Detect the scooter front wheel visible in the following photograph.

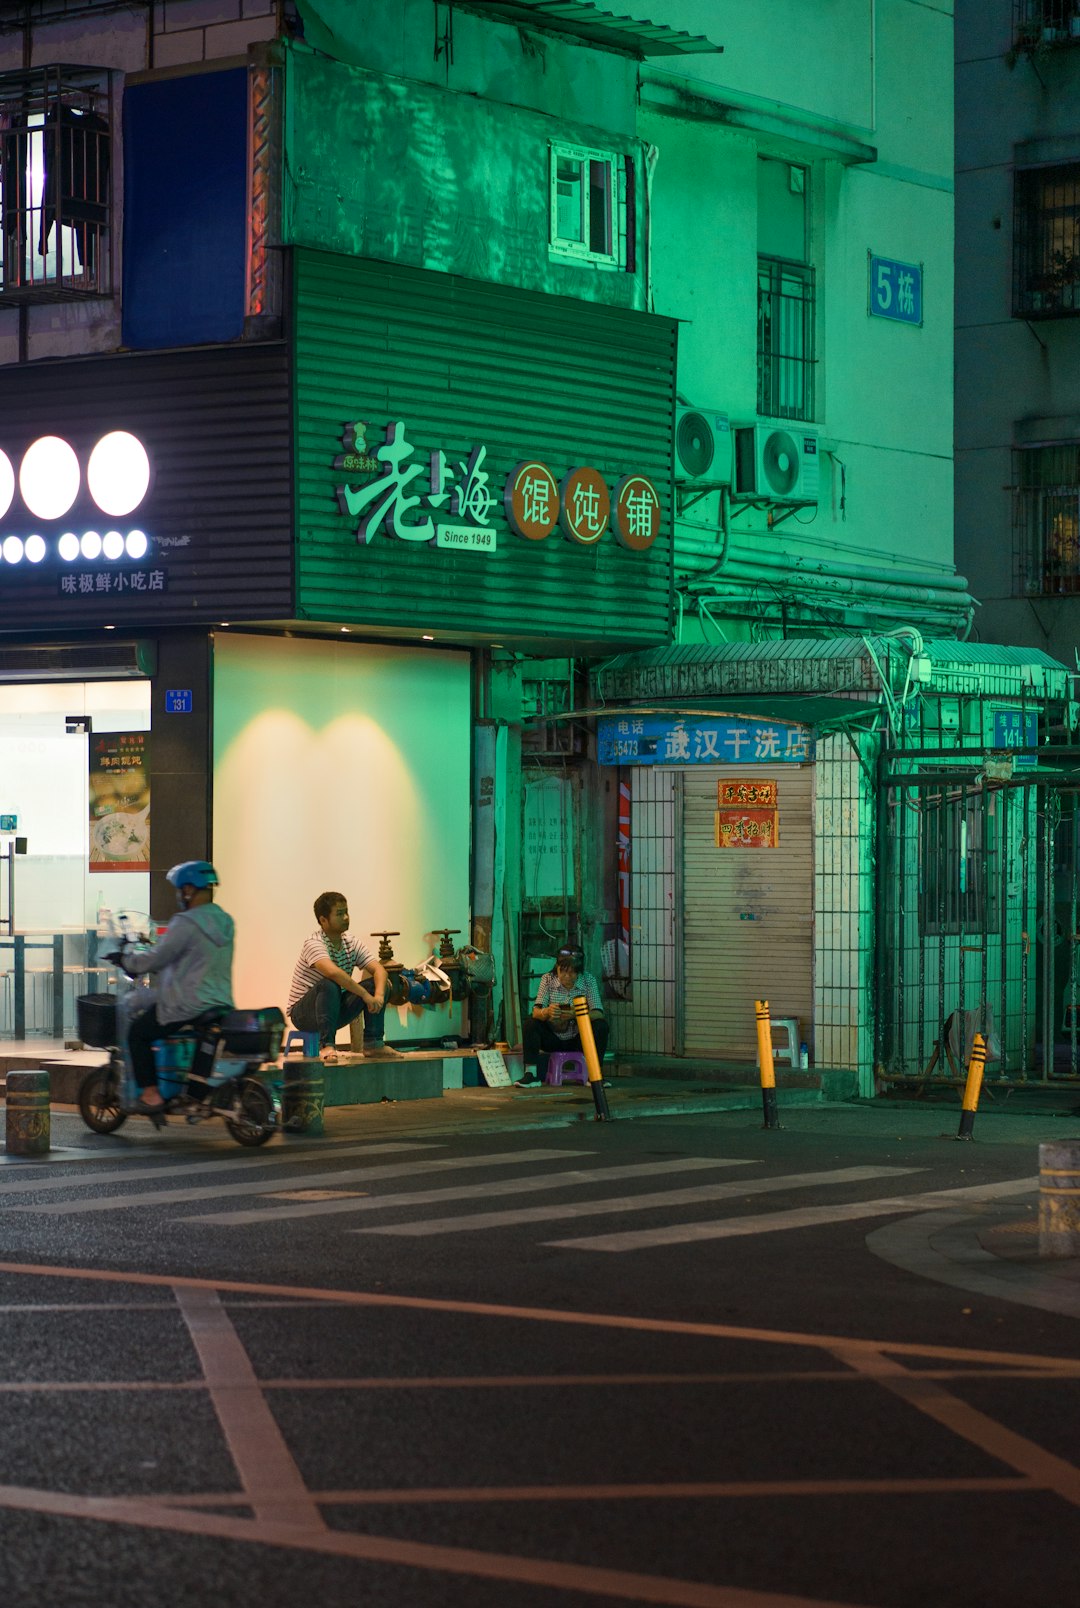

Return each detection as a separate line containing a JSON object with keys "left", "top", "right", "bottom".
{"left": 224, "top": 1078, "right": 276, "bottom": 1147}
{"left": 78, "top": 1061, "right": 128, "bottom": 1134}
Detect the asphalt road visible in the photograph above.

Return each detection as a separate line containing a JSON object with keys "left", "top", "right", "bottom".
{"left": 0, "top": 1099, "right": 1077, "bottom": 1608}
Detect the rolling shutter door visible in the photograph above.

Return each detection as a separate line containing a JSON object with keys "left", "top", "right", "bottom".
{"left": 682, "top": 765, "right": 814, "bottom": 1058}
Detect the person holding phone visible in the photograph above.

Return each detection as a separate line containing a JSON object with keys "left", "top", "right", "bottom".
{"left": 518, "top": 944, "right": 608, "bottom": 1086}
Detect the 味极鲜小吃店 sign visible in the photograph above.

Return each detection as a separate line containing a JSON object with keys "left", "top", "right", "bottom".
{"left": 597, "top": 716, "right": 810, "bottom": 766}
{"left": 334, "top": 421, "right": 661, "bottom": 554}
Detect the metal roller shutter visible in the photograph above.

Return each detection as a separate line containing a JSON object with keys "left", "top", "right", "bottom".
{"left": 682, "top": 765, "right": 814, "bottom": 1058}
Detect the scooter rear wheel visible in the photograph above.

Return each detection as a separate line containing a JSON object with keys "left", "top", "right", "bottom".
{"left": 224, "top": 1078, "right": 276, "bottom": 1147}
{"left": 78, "top": 1061, "right": 128, "bottom": 1134}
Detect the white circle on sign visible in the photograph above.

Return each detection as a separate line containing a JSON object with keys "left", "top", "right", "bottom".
{"left": 2, "top": 535, "right": 23, "bottom": 564}
{"left": 0, "top": 450, "right": 14, "bottom": 519}
{"left": 87, "top": 431, "right": 151, "bottom": 517}
{"left": 25, "top": 534, "right": 46, "bottom": 563}
{"left": 58, "top": 532, "right": 80, "bottom": 561}
{"left": 126, "top": 529, "right": 148, "bottom": 559}
{"left": 20, "top": 436, "right": 80, "bottom": 520}
{"left": 80, "top": 531, "right": 102, "bottom": 560}
{"left": 102, "top": 530, "right": 124, "bottom": 560}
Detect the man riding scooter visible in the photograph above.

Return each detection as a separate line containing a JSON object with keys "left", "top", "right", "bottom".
{"left": 113, "top": 860, "right": 235, "bottom": 1127}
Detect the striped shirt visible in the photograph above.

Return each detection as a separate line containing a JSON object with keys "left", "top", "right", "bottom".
{"left": 533, "top": 969, "right": 602, "bottom": 1040}
{"left": 288, "top": 931, "right": 374, "bottom": 1013}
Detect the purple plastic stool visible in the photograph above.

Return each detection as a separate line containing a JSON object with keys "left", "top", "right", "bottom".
{"left": 544, "top": 1050, "right": 589, "bottom": 1086}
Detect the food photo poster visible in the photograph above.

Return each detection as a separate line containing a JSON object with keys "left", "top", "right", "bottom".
{"left": 88, "top": 732, "right": 150, "bottom": 873}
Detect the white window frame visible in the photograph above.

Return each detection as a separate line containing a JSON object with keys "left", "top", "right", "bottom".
{"left": 549, "top": 141, "right": 627, "bottom": 270}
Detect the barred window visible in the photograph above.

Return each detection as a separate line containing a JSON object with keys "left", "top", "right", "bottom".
{"left": 757, "top": 256, "right": 815, "bottom": 422}
{"left": 1012, "top": 1, "right": 1080, "bottom": 50}
{"left": 0, "top": 65, "right": 111, "bottom": 304}
{"left": 1013, "top": 444, "right": 1080, "bottom": 595}
{"left": 1013, "top": 162, "right": 1080, "bottom": 320}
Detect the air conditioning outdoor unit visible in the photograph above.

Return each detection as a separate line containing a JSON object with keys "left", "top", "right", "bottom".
{"left": 733, "top": 424, "right": 820, "bottom": 505}
{"left": 674, "top": 406, "right": 732, "bottom": 487}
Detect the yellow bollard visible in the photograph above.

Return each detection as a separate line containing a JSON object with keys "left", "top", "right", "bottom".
{"left": 573, "top": 995, "right": 611, "bottom": 1121}
{"left": 955, "top": 1033, "right": 986, "bottom": 1142}
{"left": 754, "top": 1000, "right": 781, "bottom": 1130}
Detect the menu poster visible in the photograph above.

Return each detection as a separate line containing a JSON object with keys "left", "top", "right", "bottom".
{"left": 89, "top": 732, "right": 150, "bottom": 873}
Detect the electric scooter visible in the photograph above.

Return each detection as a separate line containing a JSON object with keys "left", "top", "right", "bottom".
{"left": 75, "top": 913, "right": 284, "bottom": 1147}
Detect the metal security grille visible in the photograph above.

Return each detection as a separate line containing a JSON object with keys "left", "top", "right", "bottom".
{"left": 1012, "top": 444, "right": 1080, "bottom": 594}
{"left": 0, "top": 65, "right": 111, "bottom": 303}
{"left": 604, "top": 766, "right": 677, "bottom": 1056}
{"left": 1013, "top": 162, "right": 1080, "bottom": 320}
{"left": 1012, "top": 1, "right": 1080, "bottom": 48}
{"left": 757, "top": 256, "right": 815, "bottom": 422}
{"left": 682, "top": 765, "right": 813, "bottom": 1059}
{"left": 876, "top": 702, "right": 1080, "bottom": 1087}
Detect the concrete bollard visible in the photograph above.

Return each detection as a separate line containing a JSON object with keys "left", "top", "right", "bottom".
{"left": 281, "top": 1058, "right": 325, "bottom": 1136}
{"left": 5, "top": 1069, "right": 51, "bottom": 1157}
{"left": 1038, "top": 1139, "right": 1080, "bottom": 1258}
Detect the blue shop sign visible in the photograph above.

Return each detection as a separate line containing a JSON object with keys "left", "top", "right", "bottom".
{"left": 598, "top": 715, "right": 810, "bottom": 766}
{"left": 869, "top": 254, "right": 923, "bottom": 326}
{"left": 992, "top": 709, "right": 1037, "bottom": 767}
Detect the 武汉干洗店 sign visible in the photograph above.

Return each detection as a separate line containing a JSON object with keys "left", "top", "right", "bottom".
{"left": 597, "top": 716, "right": 809, "bottom": 766}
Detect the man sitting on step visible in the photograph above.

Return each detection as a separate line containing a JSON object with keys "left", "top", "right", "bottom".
{"left": 287, "top": 891, "right": 401, "bottom": 1064}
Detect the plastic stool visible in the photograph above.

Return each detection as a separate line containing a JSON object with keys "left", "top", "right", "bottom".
{"left": 768, "top": 1018, "right": 800, "bottom": 1067}
{"left": 283, "top": 1029, "right": 320, "bottom": 1058}
{"left": 545, "top": 1050, "right": 589, "bottom": 1086}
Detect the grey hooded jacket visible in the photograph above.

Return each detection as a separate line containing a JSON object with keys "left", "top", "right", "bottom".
{"left": 125, "top": 903, "right": 235, "bottom": 1023}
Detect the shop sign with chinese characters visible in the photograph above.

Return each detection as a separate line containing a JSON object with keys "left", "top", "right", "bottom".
{"left": 59, "top": 569, "right": 167, "bottom": 599}
{"left": 334, "top": 421, "right": 660, "bottom": 554}
{"left": 597, "top": 716, "right": 810, "bottom": 766}
{"left": 715, "top": 778, "right": 779, "bottom": 850}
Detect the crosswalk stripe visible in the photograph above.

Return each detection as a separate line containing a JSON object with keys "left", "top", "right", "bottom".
{"left": 0, "top": 1142, "right": 436, "bottom": 1199}
{"left": 15, "top": 1149, "right": 591, "bottom": 1217}
{"left": 350, "top": 1166, "right": 922, "bottom": 1239}
{"left": 185, "top": 1157, "right": 754, "bottom": 1227}
{"left": 547, "top": 1177, "right": 1037, "bottom": 1252}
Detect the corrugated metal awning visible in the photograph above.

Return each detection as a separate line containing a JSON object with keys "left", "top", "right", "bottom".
{"left": 462, "top": 1, "right": 723, "bottom": 57}
{"left": 531, "top": 695, "right": 884, "bottom": 731}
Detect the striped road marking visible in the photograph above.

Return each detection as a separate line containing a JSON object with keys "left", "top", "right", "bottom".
{"left": 185, "top": 1157, "right": 754, "bottom": 1227}
{"left": 12, "top": 1149, "right": 591, "bottom": 1217}
{"left": 0, "top": 1141, "right": 437, "bottom": 1198}
{"left": 547, "top": 1177, "right": 1037, "bottom": 1252}
{"left": 351, "top": 1166, "right": 923, "bottom": 1238}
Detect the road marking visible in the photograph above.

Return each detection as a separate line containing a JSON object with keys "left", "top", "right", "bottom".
{"left": 13, "top": 1148, "right": 590, "bottom": 1216}
{"left": 548, "top": 1177, "right": 1037, "bottom": 1252}
{"left": 174, "top": 1286, "right": 325, "bottom": 1531}
{"left": 0, "top": 1479, "right": 881, "bottom": 1607}
{"left": 0, "top": 1140, "right": 436, "bottom": 1197}
{"left": 830, "top": 1344, "right": 1080, "bottom": 1511}
{"left": 1, "top": 1257, "right": 1074, "bottom": 1372}
{"left": 187, "top": 1156, "right": 753, "bottom": 1227}
{"left": 353, "top": 1166, "right": 922, "bottom": 1238}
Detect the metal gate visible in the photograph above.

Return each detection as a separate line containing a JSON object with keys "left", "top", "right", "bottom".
{"left": 875, "top": 742, "right": 1080, "bottom": 1085}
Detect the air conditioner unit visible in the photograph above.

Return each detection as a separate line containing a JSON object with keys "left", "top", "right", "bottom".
{"left": 674, "top": 406, "right": 732, "bottom": 487}
{"left": 733, "top": 424, "right": 820, "bottom": 504}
